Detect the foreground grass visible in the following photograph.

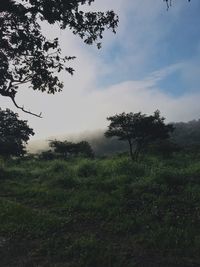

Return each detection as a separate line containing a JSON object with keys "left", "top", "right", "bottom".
{"left": 0, "top": 153, "right": 200, "bottom": 266}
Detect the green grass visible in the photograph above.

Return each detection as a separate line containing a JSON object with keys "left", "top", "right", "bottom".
{"left": 0, "top": 153, "right": 200, "bottom": 266}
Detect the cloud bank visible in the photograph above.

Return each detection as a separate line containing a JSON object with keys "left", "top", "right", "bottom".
{"left": 0, "top": 0, "right": 199, "bottom": 140}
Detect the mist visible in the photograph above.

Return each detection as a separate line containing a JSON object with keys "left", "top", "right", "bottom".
{"left": 27, "top": 129, "right": 128, "bottom": 156}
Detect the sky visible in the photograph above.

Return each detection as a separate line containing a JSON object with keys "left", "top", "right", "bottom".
{"left": 1, "top": 0, "right": 200, "bottom": 140}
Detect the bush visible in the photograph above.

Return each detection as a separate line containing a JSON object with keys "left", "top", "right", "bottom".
{"left": 149, "top": 140, "right": 181, "bottom": 158}
{"left": 78, "top": 161, "right": 98, "bottom": 178}
{"left": 115, "top": 157, "right": 147, "bottom": 177}
{"left": 49, "top": 160, "right": 69, "bottom": 173}
{"left": 39, "top": 150, "right": 55, "bottom": 160}
{"left": 155, "top": 168, "right": 189, "bottom": 187}
{"left": 50, "top": 176, "right": 78, "bottom": 189}
{"left": 0, "top": 166, "right": 6, "bottom": 180}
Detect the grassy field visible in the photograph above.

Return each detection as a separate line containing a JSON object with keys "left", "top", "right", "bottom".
{"left": 1, "top": 153, "right": 200, "bottom": 266}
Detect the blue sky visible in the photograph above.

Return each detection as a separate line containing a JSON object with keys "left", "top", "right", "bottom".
{"left": 98, "top": 0, "right": 200, "bottom": 93}
{"left": 0, "top": 0, "right": 200, "bottom": 140}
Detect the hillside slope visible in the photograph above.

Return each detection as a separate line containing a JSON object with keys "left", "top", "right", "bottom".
{"left": 1, "top": 153, "right": 200, "bottom": 266}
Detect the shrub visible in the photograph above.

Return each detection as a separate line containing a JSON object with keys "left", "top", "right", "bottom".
{"left": 50, "top": 176, "right": 78, "bottom": 189}
{"left": 0, "top": 166, "right": 6, "bottom": 180}
{"left": 155, "top": 168, "right": 189, "bottom": 187}
{"left": 78, "top": 160, "right": 98, "bottom": 178}
{"left": 39, "top": 150, "right": 55, "bottom": 160}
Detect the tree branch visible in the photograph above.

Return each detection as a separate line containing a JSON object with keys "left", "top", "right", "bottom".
{"left": 11, "top": 96, "right": 42, "bottom": 118}
{"left": 165, "top": 0, "right": 191, "bottom": 10}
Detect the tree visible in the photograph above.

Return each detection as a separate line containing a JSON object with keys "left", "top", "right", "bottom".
{"left": 0, "top": 108, "right": 34, "bottom": 157}
{"left": 0, "top": 0, "right": 118, "bottom": 117}
{"left": 49, "top": 139, "right": 94, "bottom": 159}
{"left": 0, "top": 1, "right": 191, "bottom": 117}
{"left": 149, "top": 139, "right": 181, "bottom": 158}
{"left": 39, "top": 150, "right": 55, "bottom": 160}
{"left": 75, "top": 141, "right": 94, "bottom": 158}
{"left": 49, "top": 140, "right": 75, "bottom": 158}
{"left": 105, "top": 110, "right": 174, "bottom": 161}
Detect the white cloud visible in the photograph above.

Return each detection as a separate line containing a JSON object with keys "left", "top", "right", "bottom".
{"left": 5, "top": 62, "right": 199, "bottom": 140}
{"left": 0, "top": 0, "right": 199, "bottom": 141}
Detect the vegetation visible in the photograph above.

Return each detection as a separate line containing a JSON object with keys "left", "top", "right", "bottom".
{"left": 0, "top": 151, "right": 200, "bottom": 266}
{"left": 49, "top": 119, "right": 200, "bottom": 157}
{"left": 48, "top": 139, "right": 94, "bottom": 159}
{"left": 0, "top": 108, "right": 34, "bottom": 158}
{"left": 0, "top": 0, "right": 118, "bottom": 116}
{"left": 172, "top": 119, "right": 200, "bottom": 150}
{"left": 0, "top": 0, "right": 192, "bottom": 116}
{"left": 0, "top": 1, "right": 195, "bottom": 265}
{"left": 105, "top": 110, "right": 174, "bottom": 161}
{"left": 0, "top": 110, "right": 199, "bottom": 266}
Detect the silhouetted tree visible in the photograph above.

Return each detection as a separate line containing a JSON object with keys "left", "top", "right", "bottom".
{"left": 0, "top": 0, "right": 118, "bottom": 116}
{"left": 0, "top": 108, "right": 34, "bottom": 157}
{"left": 39, "top": 150, "right": 55, "bottom": 160}
{"left": 75, "top": 141, "right": 94, "bottom": 158}
{"left": 49, "top": 139, "right": 94, "bottom": 159}
{"left": 105, "top": 110, "right": 174, "bottom": 161}
{"left": 49, "top": 140, "right": 73, "bottom": 158}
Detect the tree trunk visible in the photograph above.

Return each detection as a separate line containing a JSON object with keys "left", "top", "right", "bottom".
{"left": 128, "top": 140, "right": 134, "bottom": 161}
{"left": 133, "top": 142, "right": 143, "bottom": 161}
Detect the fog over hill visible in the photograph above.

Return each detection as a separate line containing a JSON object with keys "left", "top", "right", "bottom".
{"left": 27, "top": 129, "right": 128, "bottom": 156}
{"left": 27, "top": 119, "right": 200, "bottom": 156}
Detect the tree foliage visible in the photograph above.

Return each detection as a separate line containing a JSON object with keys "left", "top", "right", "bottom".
{"left": 0, "top": 0, "right": 118, "bottom": 116}
{"left": 171, "top": 119, "right": 200, "bottom": 151}
{"left": 0, "top": 0, "right": 191, "bottom": 116}
{"left": 39, "top": 150, "right": 55, "bottom": 160}
{"left": 105, "top": 110, "right": 174, "bottom": 160}
{"left": 49, "top": 139, "right": 94, "bottom": 159}
{"left": 0, "top": 108, "right": 34, "bottom": 157}
{"left": 149, "top": 139, "right": 181, "bottom": 158}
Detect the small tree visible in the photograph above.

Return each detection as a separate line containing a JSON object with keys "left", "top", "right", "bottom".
{"left": 49, "top": 140, "right": 74, "bottom": 158}
{"left": 105, "top": 110, "right": 174, "bottom": 161}
{"left": 39, "top": 150, "right": 55, "bottom": 160}
{"left": 0, "top": 108, "right": 34, "bottom": 157}
{"left": 75, "top": 141, "right": 94, "bottom": 158}
{"left": 49, "top": 140, "right": 94, "bottom": 159}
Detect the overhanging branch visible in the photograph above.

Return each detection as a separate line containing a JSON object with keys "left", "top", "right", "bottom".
{"left": 11, "top": 96, "right": 42, "bottom": 118}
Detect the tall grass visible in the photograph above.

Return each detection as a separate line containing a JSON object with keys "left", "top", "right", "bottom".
{"left": 0, "top": 152, "right": 200, "bottom": 266}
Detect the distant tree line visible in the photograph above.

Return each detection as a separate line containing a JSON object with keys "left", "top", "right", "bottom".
{"left": 39, "top": 140, "right": 94, "bottom": 160}
{"left": 171, "top": 120, "right": 200, "bottom": 150}
{"left": 1, "top": 107, "right": 200, "bottom": 161}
